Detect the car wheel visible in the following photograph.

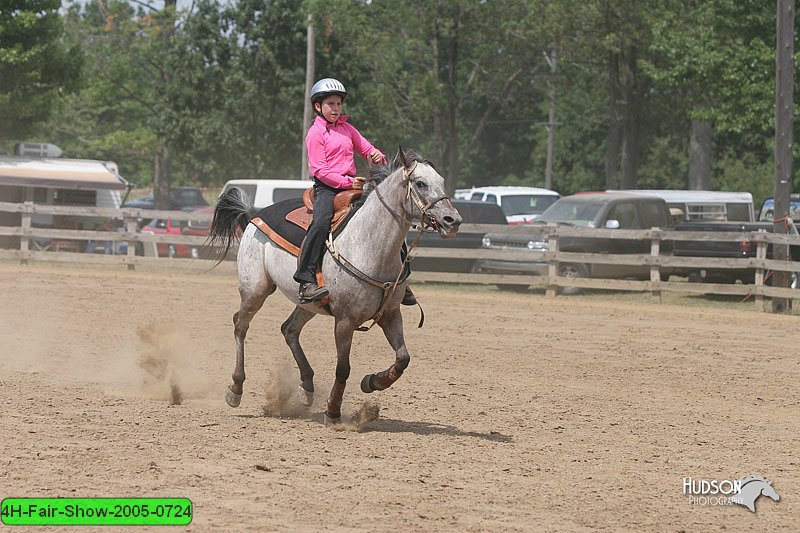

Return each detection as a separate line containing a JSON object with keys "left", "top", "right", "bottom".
{"left": 558, "top": 263, "right": 589, "bottom": 295}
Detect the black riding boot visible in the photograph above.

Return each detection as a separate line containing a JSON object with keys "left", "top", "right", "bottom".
{"left": 299, "top": 282, "right": 329, "bottom": 303}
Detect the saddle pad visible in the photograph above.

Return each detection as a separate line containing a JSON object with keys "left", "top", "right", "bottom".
{"left": 252, "top": 198, "right": 307, "bottom": 254}
{"left": 251, "top": 197, "right": 361, "bottom": 257}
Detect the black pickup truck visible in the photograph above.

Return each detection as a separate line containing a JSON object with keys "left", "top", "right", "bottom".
{"left": 672, "top": 221, "right": 800, "bottom": 283}
{"left": 475, "top": 193, "right": 675, "bottom": 292}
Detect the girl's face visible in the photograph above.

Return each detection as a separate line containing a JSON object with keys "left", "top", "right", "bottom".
{"left": 316, "top": 95, "right": 343, "bottom": 122}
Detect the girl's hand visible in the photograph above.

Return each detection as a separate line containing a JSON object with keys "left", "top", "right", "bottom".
{"left": 370, "top": 150, "right": 386, "bottom": 165}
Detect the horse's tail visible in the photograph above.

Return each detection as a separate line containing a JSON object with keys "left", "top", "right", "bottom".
{"left": 207, "top": 187, "right": 256, "bottom": 266}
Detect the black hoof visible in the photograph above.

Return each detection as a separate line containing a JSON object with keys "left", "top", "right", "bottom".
{"left": 360, "top": 374, "right": 374, "bottom": 393}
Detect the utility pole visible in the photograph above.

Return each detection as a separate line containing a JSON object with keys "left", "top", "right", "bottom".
{"left": 300, "top": 14, "right": 315, "bottom": 181}
{"left": 772, "top": 0, "right": 794, "bottom": 313}
{"left": 544, "top": 47, "right": 558, "bottom": 191}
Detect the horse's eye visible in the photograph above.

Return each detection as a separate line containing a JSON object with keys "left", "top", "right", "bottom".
{"left": 416, "top": 181, "right": 427, "bottom": 189}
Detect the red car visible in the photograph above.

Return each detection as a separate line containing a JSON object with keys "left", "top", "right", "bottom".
{"left": 141, "top": 217, "right": 191, "bottom": 258}
{"left": 181, "top": 207, "right": 215, "bottom": 259}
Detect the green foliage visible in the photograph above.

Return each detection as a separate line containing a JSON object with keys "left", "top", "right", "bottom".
{"left": 0, "top": 0, "right": 82, "bottom": 141}
{"left": 11, "top": 0, "right": 800, "bottom": 201}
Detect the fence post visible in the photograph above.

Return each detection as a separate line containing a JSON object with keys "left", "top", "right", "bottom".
{"left": 546, "top": 225, "right": 559, "bottom": 298}
{"left": 125, "top": 216, "right": 137, "bottom": 271}
{"left": 649, "top": 228, "right": 661, "bottom": 301}
{"left": 754, "top": 229, "right": 767, "bottom": 310}
{"left": 20, "top": 201, "right": 32, "bottom": 265}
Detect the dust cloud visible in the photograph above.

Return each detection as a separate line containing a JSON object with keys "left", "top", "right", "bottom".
{"left": 136, "top": 322, "right": 207, "bottom": 405}
{"left": 260, "top": 363, "right": 380, "bottom": 431}
{"left": 261, "top": 362, "right": 310, "bottom": 418}
{"left": 329, "top": 400, "right": 381, "bottom": 432}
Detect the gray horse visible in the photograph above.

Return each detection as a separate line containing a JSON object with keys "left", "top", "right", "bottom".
{"left": 208, "top": 149, "right": 462, "bottom": 424}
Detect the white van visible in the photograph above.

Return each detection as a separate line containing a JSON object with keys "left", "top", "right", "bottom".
{"left": 219, "top": 179, "right": 311, "bottom": 209}
{"left": 459, "top": 186, "right": 561, "bottom": 224}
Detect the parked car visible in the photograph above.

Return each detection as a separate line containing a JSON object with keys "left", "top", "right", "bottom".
{"left": 757, "top": 194, "right": 800, "bottom": 222}
{"left": 123, "top": 186, "right": 209, "bottom": 211}
{"left": 85, "top": 218, "right": 128, "bottom": 255}
{"left": 182, "top": 206, "right": 216, "bottom": 259}
{"left": 455, "top": 186, "right": 560, "bottom": 225}
{"left": 475, "top": 193, "right": 675, "bottom": 292}
{"left": 407, "top": 199, "right": 508, "bottom": 273}
{"left": 219, "top": 179, "right": 310, "bottom": 209}
{"left": 141, "top": 217, "right": 191, "bottom": 258}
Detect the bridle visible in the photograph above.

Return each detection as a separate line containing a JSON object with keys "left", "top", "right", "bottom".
{"left": 324, "top": 160, "right": 450, "bottom": 331}
{"left": 374, "top": 160, "right": 451, "bottom": 233}
{"left": 402, "top": 160, "right": 451, "bottom": 233}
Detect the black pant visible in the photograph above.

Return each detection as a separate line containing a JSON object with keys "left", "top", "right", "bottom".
{"left": 294, "top": 180, "right": 339, "bottom": 284}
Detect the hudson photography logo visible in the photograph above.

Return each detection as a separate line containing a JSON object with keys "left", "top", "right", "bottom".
{"left": 683, "top": 475, "right": 780, "bottom": 512}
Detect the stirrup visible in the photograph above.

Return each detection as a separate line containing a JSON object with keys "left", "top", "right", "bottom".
{"left": 299, "top": 282, "right": 329, "bottom": 303}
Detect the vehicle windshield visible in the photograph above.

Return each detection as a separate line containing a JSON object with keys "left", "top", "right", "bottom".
{"left": 537, "top": 200, "right": 604, "bottom": 227}
{"left": 759, "top": 198, "right": 800, "bottom": 221}
{"left": 499, "top": 194, "right": 559, "bottom": 216}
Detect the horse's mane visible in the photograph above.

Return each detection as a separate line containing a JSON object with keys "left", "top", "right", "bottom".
{"left": 356, "top": 149, "right": 434, "bottom": 206}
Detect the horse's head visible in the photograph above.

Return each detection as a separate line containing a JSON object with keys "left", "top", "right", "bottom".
{"left": 393, "top": 148, "right": 462, "bottom": 238}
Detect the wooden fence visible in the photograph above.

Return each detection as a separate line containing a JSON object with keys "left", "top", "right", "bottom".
{"left": 1, "top": 201, "right": 799, "bottom": 309}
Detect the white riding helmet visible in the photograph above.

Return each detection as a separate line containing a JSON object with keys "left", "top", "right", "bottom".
{"left": 310, "top": 78, "right": 347, "bottom": 104}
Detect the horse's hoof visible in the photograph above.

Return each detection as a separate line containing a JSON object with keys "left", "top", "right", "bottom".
{"left": 298, "top": 386, "right": 314, "bottom": 407}
{"left": 360, "top": 374, "right": 374, "bottom": 394}
{"left": 225, "top": 386, "right": 242, "bottom": 408}
{"left": 324, "top": 412, "right": 342, "bottom": 427}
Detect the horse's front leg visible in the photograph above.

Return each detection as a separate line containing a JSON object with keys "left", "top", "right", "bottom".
{"left": 361, "top": 308, "right": 409, "bottom": 393}
{"left": 325, "top": 319, "right": 356, "bottom": 424}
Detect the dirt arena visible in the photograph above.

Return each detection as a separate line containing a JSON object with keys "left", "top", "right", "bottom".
{"left": 0, "top": 262, "right": 798, "bottom": 531}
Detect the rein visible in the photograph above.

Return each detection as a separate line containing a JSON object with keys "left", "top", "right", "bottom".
{"left": 324, "top": 161, "right": 447, "bottom": 331}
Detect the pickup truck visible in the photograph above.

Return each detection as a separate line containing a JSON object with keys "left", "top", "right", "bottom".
{"left": 672, "top": 220, "right": 800, "bottom": 284}
{"left": 475, "top": 193, "right": 674, "bottom": 293}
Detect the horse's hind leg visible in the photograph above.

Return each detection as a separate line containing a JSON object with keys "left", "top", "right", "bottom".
{"left": 361, "top": 309, "right": 409, "bottom": 393}
{"left": 226, "top": 283, "right": 275, "bottom": 407}
{"left": 280, "top": 306, "right": 317, "bottom": 406}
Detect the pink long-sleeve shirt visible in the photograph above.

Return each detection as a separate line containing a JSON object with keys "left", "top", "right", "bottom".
{"left": 306, "top": 114, "right": 384, "bottom": 189}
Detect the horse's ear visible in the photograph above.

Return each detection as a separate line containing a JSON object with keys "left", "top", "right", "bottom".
{"left": 396, "top": 145, "right": 411, "bottom": 169}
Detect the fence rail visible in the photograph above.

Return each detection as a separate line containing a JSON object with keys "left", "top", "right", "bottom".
{"left": 2, "top": 201, "right": 799, "bottom": 308}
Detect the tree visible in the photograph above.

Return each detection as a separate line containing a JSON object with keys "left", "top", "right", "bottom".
{"left": 164, "top": 0, "right": 308, "bottom": 182}
{"left": 0, "top": 0, "right": 82, "bottom": 143}
{"left": 312, "top": 0, "right": 548, "bottom": 193}
{"left": 644, "top": 0, "right": 784, "bottom": 196}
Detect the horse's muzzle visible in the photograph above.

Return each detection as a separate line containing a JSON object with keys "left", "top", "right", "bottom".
{"left": 436, "top": 215, "right": 462, "bottom": 239}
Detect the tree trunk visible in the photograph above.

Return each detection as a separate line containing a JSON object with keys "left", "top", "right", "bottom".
{"left": 605, "top": 49, "right": 621, "bottom": 189}
{"left": 688, "top": 117, "right": 712, "bottom": 190}
{"left": 545, "top": 47, "right": 558, "bottom": 191}
{"left": 620, "top": 44, "right": 639, "bottom": 189}
{"left": 154, "top": 147, "right": 172, "bottom": 210}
